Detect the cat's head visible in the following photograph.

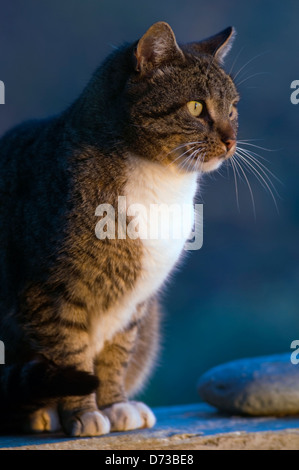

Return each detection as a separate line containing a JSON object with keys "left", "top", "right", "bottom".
{"left": 123, "top": 22, "right": 239, "bottom": 173}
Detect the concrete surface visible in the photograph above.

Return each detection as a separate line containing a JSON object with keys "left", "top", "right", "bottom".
{"left": 1, "top": 403, "right": 299, "bottom": 450}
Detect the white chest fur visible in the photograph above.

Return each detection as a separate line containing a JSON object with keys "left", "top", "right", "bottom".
{"left": 125, "top": 155, "right": 198, "bottom": 299}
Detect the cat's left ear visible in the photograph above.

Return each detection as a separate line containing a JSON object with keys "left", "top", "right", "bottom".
{"left": 134, "top": 22, "right": 184, "bottom": 74}
{"left": 189, "top": 27, "right": 236, "bottom": 64}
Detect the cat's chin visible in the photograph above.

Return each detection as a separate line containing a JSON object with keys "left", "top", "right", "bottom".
{"left": 201, "top": 157, "right": 224, "bottom": 173}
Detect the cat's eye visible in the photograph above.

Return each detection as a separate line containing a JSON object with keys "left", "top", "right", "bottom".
{"left": 229, "top": 103, "right": 238, "bottom": 120}
{"left": 187, "top": 101, "right": 203, "bottom": 117}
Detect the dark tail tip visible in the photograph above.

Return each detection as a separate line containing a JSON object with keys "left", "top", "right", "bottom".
{"left": 0, "top": 359, "right": 99, "bottom": 411}
{"left": 29, "top": 361, "right": 100, "bottom": 400}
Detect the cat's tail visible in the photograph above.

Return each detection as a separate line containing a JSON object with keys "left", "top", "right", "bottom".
{"left": 0, "top": 358, "right": 99, "bottom": 421}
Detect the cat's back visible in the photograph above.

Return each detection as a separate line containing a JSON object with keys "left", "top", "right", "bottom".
{"left": 0, "top": 116, "right": 69, "bottom": 235}
{"left": 0, "top": 116, "right": 73, "bottom": 294}
{"left": 0, "top": 118, "right": 55, "bottom": 187}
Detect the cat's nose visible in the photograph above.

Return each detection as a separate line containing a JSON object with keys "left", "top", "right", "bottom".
{"left": 222, "top": 138, "right": 236, "bottom": 152}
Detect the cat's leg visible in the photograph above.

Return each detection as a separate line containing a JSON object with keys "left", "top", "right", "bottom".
{"left": 56, "top": 347, "right": 110, "bottom": 437}
{"left": 95, "top": 298, "right": 160, "bottom": 432}
{"left": 95, "top": 324, "right": 156, "bottom": 432}
{"left": 23, "top": 288, "right": 110, "bottom": 437}
{"left": 125, "top": 296, "right": 160, "bottom": 396}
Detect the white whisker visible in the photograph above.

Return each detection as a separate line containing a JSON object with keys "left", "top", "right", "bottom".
{"left": 235, "top": 151, "right": 279, "bottom": 213}
{"left": 167, "top": 145, "right": 197, "bottom": 168}
{"left": 229, "top": 47, "right": 245, "bottom": 76}
{"left": 179, "top": 150, "right": 195, "bottom": 172}
{"left": 177, "top": 147, "right": 198, "bottom": 171}
{"left": 163, "top": 141, "right": 205, "bottom": 166}
{"left": 230, "top": 156, "right": 240, "bottom": 211}
{"left": 237, "top": 141, "right": 277, "bottom": 152}
{"left": 233, "top": 155, "right": 256, "bottom": 218}
{"left": 236, "top": 72, "right": 268, "bottom": 87}
{"left": 233, "top": 51, "right": 269, "bottom": 81}
{"left": 236, "top": 147, "right": 282, "bottom": 188}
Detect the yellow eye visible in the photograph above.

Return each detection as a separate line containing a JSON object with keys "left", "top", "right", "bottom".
{"left": 187, "top": 101, "right": 203, "bottom": 117}
{"left": 229, "top": 103, "right": 237, "bottom": 120}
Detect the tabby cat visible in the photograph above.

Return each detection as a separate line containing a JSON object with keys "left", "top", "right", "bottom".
{"left": 0, "top": 22, "right": 238, "bottom": 436}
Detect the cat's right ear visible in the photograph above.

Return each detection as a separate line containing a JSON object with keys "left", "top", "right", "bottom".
{"left": 134, "top": 22, "right": 184, "bottom": 74}
{"left": 188, "top": 27, "right": 236, "bottom": 64}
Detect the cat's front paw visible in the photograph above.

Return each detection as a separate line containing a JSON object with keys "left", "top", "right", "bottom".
{"left": 24, "top": 407, "right": 61, "bottom": 433}
{"left": 63, "top": 410, "right": 111, "bottom": 437}
{"left": 102, "top": 401, "right": 156, "bottom": 432}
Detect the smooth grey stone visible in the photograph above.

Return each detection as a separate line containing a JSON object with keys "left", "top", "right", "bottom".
{"left": 197, "top": 353, "right": 299, "bottom": 416}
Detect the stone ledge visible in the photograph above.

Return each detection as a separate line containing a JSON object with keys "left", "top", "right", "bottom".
{"left": 1, "top": 403, "right": 299, "bottom": 450}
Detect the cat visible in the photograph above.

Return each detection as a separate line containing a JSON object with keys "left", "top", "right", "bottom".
{"left": 0, "top": 22, "right": 238, "bottom": 436}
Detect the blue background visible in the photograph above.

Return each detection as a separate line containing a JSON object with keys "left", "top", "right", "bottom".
{"left": 0, "top": 0, "right": 298, "bottom": 406}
